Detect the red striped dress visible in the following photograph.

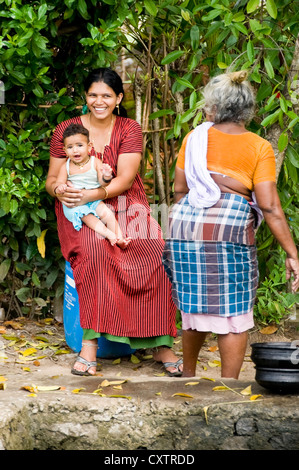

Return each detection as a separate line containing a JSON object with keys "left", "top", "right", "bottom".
{"left": 50, "top": 116, "right": 177, "bottom": 344}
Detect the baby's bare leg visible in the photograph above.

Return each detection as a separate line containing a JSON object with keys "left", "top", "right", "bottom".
{"left": 81, "top": 212, "right": 119, "bottom": 245}
{"left": 96, "top": 202, "right": 131, "bottom": 248}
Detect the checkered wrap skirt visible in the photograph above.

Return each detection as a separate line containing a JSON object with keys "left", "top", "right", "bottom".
{"left": 162, "top": 193, "right": 259, "bottom": 317}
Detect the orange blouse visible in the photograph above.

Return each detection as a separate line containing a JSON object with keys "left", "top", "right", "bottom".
{"left": 176, "top": 126, "right": 276, "bottom": 190}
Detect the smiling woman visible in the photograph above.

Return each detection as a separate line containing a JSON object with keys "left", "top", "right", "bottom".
{"left": 45, "top": 68, "right": 182, "bottom": 378}
{"left": 84, "top": 80, "right": 123, "bottom": 155}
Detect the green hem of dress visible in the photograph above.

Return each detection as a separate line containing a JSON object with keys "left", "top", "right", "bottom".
{"left": 82, "top": 328, "right": 174, "bottom": 349}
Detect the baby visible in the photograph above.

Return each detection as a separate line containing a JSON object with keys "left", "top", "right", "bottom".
{"left": 54, "top": 123, "right": 131, "bottom": 248}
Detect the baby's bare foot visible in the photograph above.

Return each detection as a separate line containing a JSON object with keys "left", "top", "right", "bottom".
{"left": 116, "top": 237, "right": 132, "bottom": 249}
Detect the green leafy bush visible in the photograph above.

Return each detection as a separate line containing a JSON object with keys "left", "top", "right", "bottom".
{"left": 0, "top": 0, "right": 298, "bottom": 325}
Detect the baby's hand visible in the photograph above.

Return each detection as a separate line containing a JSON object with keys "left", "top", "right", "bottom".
{"left": 55, "top": 183, "right": 68, "bottom": 195}
{"left": 102, "top": 163, "right": 113, "bottom": 181}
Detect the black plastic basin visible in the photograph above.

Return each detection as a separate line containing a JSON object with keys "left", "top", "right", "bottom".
{"left": 254, "top": 367, "right": 299, "bottom": 393}
{"left": 251, "top": 342, "right": 299, "bottom": 369}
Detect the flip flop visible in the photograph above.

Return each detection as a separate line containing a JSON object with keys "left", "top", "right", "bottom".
{"left": 71, "top": 355, "right": 97, "bottom": 376}
{"left": 162, "top": 358, "right": 183, "bottom": 377}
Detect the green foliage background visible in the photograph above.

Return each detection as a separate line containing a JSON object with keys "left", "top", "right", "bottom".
{"left": 0, "top": 0, "right": 298, "bottom": 323}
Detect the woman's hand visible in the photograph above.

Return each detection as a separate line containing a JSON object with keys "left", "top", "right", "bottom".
{"left": 286, "top": 257, "right": 299, "bottom": 292}
{"left": 56, "top": 181, "right": 83, "bottom": 207}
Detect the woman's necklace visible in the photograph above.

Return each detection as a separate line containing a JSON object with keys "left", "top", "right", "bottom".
{"left": 73, "top": 157, "right": 90, "bottom": 169}
{"left": 88, "top": 113, "right": 115, "bottom": 158}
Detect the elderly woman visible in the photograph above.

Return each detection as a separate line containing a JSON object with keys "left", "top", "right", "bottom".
{"left": 163, "top": 70, "right": 299, "bottom": 378}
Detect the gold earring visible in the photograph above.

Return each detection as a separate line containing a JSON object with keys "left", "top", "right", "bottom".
{"left": 116, "top": 104, "right": 120, "bottom": 115}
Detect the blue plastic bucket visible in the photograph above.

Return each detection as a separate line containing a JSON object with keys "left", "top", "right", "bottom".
{"left": 63, "top": 261, "right": 135, "bottom": 358}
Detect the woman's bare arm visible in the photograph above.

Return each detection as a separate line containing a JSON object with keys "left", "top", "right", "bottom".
{"left": 174, "top": 166, "right": 189, "bottom": 202}
{"left": 254, "top": 181, "right": 299, "bottom": 291}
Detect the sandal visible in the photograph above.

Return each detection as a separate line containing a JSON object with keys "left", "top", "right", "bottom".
{"left": 162, "top": 358, "right": 183, "bottom": 377}
{"left": 71, "top": 341, "right": 98, "bottom": 376}
{"left": 71, "top": 355, "right": 97, "bottom": 376}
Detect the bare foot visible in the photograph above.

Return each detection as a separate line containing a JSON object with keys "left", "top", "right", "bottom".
{"left": 116, "top": 237, "right": 132, "bottom": 249}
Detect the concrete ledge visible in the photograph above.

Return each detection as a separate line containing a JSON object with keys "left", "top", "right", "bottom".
{"left": 1, "top": 375, "right": 299, "bottom": 450}
{"left": 1, "top": 321, "right": 299, "bottom": 451}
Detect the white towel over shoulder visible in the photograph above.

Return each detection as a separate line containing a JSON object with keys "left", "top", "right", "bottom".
{"left": 184, "top": 121, "right": 221, "bottom": 208}
{"left": 184, "top": 121, "right": 263, "bottom": 227}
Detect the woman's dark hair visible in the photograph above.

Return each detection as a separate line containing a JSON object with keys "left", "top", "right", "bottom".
{"left": 84, "top": 68, "right": 127, "bottom": 117}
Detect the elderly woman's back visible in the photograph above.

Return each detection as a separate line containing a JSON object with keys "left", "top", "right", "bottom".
{"left": 163, "top": 70, "right": 299, "bottom": 379}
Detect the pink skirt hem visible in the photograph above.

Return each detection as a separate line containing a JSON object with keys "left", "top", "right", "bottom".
{"left": 182, "top": 311, "right": 254, "bottom": 334}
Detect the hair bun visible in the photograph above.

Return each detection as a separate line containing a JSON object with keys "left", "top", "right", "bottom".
{"left": 229, "top": 70, "right": 248, "bottom": 84}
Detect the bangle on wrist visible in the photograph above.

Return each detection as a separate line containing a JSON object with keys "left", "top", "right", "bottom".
{"left": 103, "top": 176, "right": 112, "bottom": 184}
{"left": 102, "top": 186, "right": 109, "bottom": 200}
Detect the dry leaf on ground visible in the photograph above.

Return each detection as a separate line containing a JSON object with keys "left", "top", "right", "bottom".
{"left": 259, "top": 325, "right": 278, "bottom": 335}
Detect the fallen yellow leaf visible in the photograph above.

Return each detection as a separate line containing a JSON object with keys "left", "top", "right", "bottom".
{"left": 259, "top": 325, "right": 278, "bottom": 335}
{"left": 112, "top": 358, "right": 121, "bottom": 364}
{"left": 34, "top": 336, "right": 49, "bottom": 343}
{"left": 20, "top": 348, "right": 37, "bottom": 357}
{"left": 107, "top": 395, "right": 132, "bottom": 400}
{"left": 72, "top": 388, "right": 86, "bottom": 394}
{"left": 100, "top": 379, "right": 110, "bottom": 387}
{"left": 130, "top": 354, "right": 140, "bottom": 364}
{"left": 203, "top": 406, "right": 209, "bottom": 424}
{"left": 240, "top": 385, "right": 252, "bottom": 396}
{"left": 92, "top": 390, "right": 106, "bottom": 396}
{"left": 250, "top": 394, "right": 263, "bottom": 401}
{"left": 4, "top": 320, "right": 23, "bottom": 330}
{"left": 100, "top": 379, "right": 127, "bottom": 387}
{"left": 142, "top": 354, "right": 153, "bottom": 360}
{"left": 212, "top": 385, "right": 229, "bottom": 391}
{"left": 36, "top": 385, "right": 61, "bottom": 391}
{"left": 201, "top": 377, "right": 215, "bottom": 382}
{"left": 0, "top": 383, "right": 6, "bottom": 390}
{"left": 21, "top": 385, "right": 36, "bottom": 393}
{"left": 46, "top": 330, "right": 55, "bottom": 335}
{"left": 172, "top": 392, "right": 194, "bottom": 398}
{"left": 17, "top": 357, "right": 38, "bottom": 363}
{"left": 185, "top": 382, "right": 200, "bottom": 386}
{"left": 208, "top": 360, "right": 221, "bottom": 368}
{"left": 54, "top": 349, "right": 70, "bottom": 355}
{"left": 0, "top": 376, "right": 7, "bottom": 382}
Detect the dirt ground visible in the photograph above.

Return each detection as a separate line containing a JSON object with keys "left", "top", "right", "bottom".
{"left": 1, "top": 317, "right": 299, "bottom": 388}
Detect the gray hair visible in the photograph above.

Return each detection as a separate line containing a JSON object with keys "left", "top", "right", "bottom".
{"left": 203, "top": 70, "right": 255, "bottom": 124}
